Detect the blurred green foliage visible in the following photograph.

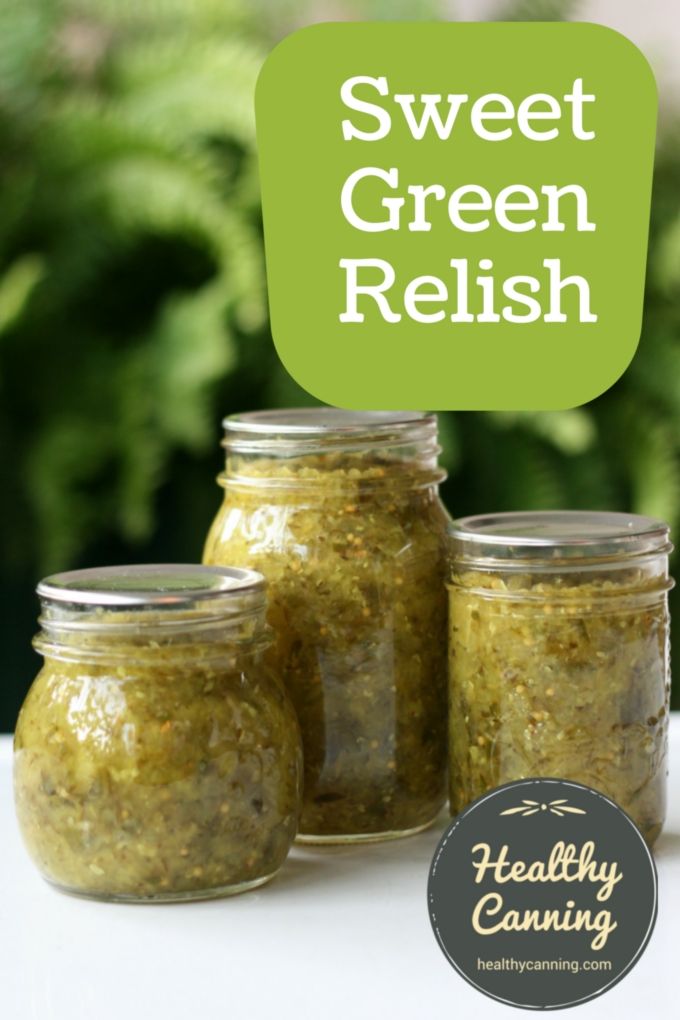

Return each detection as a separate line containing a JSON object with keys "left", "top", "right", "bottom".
{"left": 2, "top": 0, "right": 680, "bottom": 727}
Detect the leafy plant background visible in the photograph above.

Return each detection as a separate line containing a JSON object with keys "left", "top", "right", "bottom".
{"left": 2, "top": 0, "right": 679, "bottom": 728}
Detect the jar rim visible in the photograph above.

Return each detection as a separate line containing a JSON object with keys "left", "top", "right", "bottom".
{"left": 449, "top": 510, "right": 672, "bottom": 564}
{"left": 221, "top": 407, "right": 440, "bottom": 458}
{"left": 224, "top": 408, "right": 433, "bottom": 436}
{"left": 37, "top": 563, "right": 264, "bottom": 609}
{"left": 35, "top": 565, "right": 269, "bottom": 655}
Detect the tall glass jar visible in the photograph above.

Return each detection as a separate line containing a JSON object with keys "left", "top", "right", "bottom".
{"left": 14, "top": 565, "right": 302, "bottom": 901}
{"left": 448, "top": 511, "right": 673, "bottom": 845}
{"left": 204, "top": 409, "right": 451, "bottom": 843}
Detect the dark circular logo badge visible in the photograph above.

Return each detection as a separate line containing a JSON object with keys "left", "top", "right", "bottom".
{"left": 428, "top": 779, "right": 657, "bottom": 1010}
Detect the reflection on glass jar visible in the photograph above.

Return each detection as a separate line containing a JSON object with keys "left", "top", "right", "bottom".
{"left": 14, "top": 565, "right": 302, "bottom": 901}
{"left": 448, "top": 511, "right": 673, "bottom": 845}
{"left": 204, "top": 409, "right": 451, "bottom": 842}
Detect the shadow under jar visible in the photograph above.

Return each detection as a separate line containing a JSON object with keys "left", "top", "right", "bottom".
{"left": 448, "top": 511, "right": 673, "bottom": 846}
{"left": 203, "top": 409, "right": 451, "bottom": 843}
{"left": 14, "top": 565, "right": 302, "bottom": 901}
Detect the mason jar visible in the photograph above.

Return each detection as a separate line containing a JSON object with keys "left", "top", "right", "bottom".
{"left": 14, "top": 564, "right": 302, "bottom": 901}
{"left": 203, "top": 409, "right": 451, "bottom": 842}
{"left": 448, "top": 511, "right": 673, "bottom": 845}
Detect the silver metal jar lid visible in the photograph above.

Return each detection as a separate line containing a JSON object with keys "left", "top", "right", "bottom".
{"left": 222, "top": 408, "right": 438, "bottom": 454}
{"left": 37, "top": 564, "right": 265, "bottom": 616}
{"left": 449, "top": 511, "right": 672, "bottom": 567}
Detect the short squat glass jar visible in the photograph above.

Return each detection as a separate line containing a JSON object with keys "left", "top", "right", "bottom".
{"left": 14, "top": 565, "right": 302, "bottom": 901}
{"left": 448, "top": 511, "right": 673, "bottom": 845}
{"left": 204, "top": 409, "right": 451, "bottom": 843}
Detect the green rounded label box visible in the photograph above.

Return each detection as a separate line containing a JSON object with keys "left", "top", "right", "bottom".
{"left": 255, "top": 22, "right": 657, "bottom": 410}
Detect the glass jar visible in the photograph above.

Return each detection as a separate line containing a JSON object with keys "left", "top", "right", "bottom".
{"left": 448, "top": 511, "right": 673, "bottom": 845}
{"left": 203, "top": 409, "right": 451, "bottom": 843}
{"left": 14, "top": 564, "right": 302, "bottom": 901}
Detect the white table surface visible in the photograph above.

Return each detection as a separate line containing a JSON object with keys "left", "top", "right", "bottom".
{"left": 1, "top": 721, "right": 679, "bottom": 1020}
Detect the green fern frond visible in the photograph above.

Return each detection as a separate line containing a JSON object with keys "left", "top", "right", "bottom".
{"left": 493, "top": 434, "right": 569, "bottom": 510}
{"left": 601, "top": 396, "right": 680, "bottom": 529}
{"left": 629, "top": 418, "right": 680, "bottom": 525}
{"left": 628, "top": 325, "right": 680, "bottom": 416}
{"left": 489, "top": 409, "right": 596, "bottom": 455}
{"left": 112, "top": 37, "right": 264, "bottom": 145}
{"left": 61, "top": 152, "right": 265, "bottom": 325}
{"left": 113, "top": 347, "right": 168, "bottom": 541}
{"left": 0, "top": 255, "right": 45, "bottom": 335}
{"left": 355, "top": 0, "right": 445, "bottom": 19}
{"left": 0, "top": 0, "right": 57, "bottom": 101}
{"left": 23, "top": 414, "right": 117, "bottom": 570}
{"left": 436, "top": 413, "right": 462, "bottom": 475}
{"left": 151, "top": 281, "right": 237, "bottom": 450}
{"left": 650, "top": 210, "right": 680, "bottom": 295}
{"left": 67, "top": 0, "right": 252, "bottom": 36}
{"left": 496, "top": 0, "right": 581, "bottom": 21}
{"left": 557, "top": 448, "right": 618, "bottom": 510}
{"left": 40, "top": 100, "right": 217, "bottom": 180}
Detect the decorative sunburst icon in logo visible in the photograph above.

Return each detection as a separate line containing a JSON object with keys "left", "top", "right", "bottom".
{"left": 500, "top": 799, "right": 586, "bottom": 817}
